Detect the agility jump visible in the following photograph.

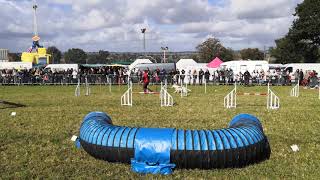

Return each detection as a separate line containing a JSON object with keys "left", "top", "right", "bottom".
{"left": 290, "top": 79, "right": 300, "bottom": 97}
{"left": 121, "top": 80, "right": 174, "bottom": 107}
{"left": 121, "top": 81, "right": 133, "bottom": 106}
{"left": 75, "top": 77, "right": 91, "bottom": 97}
{"left": 161, "top": 80, "right": 174, "bottom": 107}
{"left": 224, "top": 82, "right": 280, "bottom": 110}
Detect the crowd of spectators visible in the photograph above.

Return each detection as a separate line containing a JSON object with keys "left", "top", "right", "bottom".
{"left": 0, "top": 66, "right": 319, "bottom": 87}
{"left": 168, "top": 68, "right": 319, "bottom": 87}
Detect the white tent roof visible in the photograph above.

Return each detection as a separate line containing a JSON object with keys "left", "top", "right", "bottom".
{"left": 176, "top": 59, "right": 197, "bottom": 70}
{"left": 129, "top": 59, "right": 153, "bottom": 70}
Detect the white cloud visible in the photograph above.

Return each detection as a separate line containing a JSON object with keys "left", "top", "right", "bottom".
{"left": 0, "top": 0, "right": 304, "bottom": 52}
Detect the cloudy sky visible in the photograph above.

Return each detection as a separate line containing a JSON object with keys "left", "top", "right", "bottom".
{"left": 0, "top": 0, "right": 303, "bottom": 52}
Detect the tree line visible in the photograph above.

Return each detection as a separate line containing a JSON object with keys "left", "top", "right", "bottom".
{"left": 7, "top": 43, "right": 265, "bottom": 64}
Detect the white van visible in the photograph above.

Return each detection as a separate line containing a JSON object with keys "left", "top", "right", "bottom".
{"left": 284, "top": 63, "right": 320, "bottom": 74}
{"left": 0, "top": 62, "right": 32, "bottom": 70}
{"left": 220, "top": 60, "right": 269, "bottom": 75}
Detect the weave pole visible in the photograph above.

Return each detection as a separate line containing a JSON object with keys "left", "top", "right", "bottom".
{"left": 224, "top": 82, "right": 237, "bottom": 108}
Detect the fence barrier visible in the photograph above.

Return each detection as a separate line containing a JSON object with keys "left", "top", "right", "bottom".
{"left": 1, "top": 74, "right": 318, "bottom": 86}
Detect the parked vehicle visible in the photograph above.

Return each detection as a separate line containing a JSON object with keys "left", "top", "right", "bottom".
{"left": 0, "top": 62, "right": 33, "bottom": 70}
{"left": 284, "top": 63, "right": 320, "bottom": 74}
{"left": 220, "top": 60, "right": 269, "bottom": 75}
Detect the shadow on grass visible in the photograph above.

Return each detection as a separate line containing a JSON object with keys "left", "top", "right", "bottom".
{"left": 0, "top": 100, "right": 26, "bottom": 109}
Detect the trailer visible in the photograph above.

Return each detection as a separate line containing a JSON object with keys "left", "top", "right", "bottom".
{"left": 221, "top": 60, "right": 269, "bottom": 74}
{"left": 284, "top": 63, "right": 320, "bottom": 74}
{"left": 0, "top": 62, "right": 33, "bottom": 70}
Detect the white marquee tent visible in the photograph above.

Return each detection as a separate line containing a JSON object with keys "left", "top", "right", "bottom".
{"left": 129, "top": 59, "right": 153, "bottom": 70}
{"left": 176, "top": 59, "right": 198, "bottom": 70}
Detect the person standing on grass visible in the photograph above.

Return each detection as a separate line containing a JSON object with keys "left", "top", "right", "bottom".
{"left": 299, "top": 69, "right": 304, "bottom": 85}
{"left": 142, "top": 70, "right": 152, "bottom": 93}
{"left": 181, "top": 69, "right": 185, "bottom": 85}
{"left": 192, "top": 69, "right": 197, "bottom": 85}
{"left": 244, "top": 70, "right": 251, "bottom": 86}
{"left": 205, "top": 69, "right": 210, "bottom": 84}
{"left": 199, "top": 69, "right": 204, "bottom": 85}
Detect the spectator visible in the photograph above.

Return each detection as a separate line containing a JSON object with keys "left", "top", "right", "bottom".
{"left": 199, "top": 69, "right": 204, "bottom": 85}
{"left": 187, "top": 70, "right": 192, "bottom": 85}
{"left": 243, "top": 70, "right": 251, "bottom": 86}
{"left": 181, "top": 69, "right": 185, "bottom": 84}
{"left": 192, "top": 69, "right": 197, "bottom": 85}
{"left": 204, "top": 70, "right": 210, "bottom": 84}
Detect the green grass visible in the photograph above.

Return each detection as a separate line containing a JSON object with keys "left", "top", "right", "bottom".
{"left": 0, "top": 84, "right": 319, "bottom": 179}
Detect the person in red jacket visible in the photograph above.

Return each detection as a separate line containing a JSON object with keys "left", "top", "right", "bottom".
{"left": 142, "top": 70, "right": 152, "bottom": 93}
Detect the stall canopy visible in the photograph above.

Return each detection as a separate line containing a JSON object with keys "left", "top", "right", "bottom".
{"left": 176, "top": 59, "right": 197, "bottom": 70}
{"left": 207, "top": 57, "right": 223, "bottom": 68}
{"left": 129, "top": 59, "right": 153, "bottom": 70}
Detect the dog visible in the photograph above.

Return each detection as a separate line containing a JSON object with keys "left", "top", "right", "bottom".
{"left": 171, "top": 84, "right": 191, "bottom": 94}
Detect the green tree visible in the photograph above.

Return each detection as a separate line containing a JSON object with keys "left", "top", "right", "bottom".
{"left": 8, "top": 53, "right": 20, "bottom": 62}
{"left": 98, "top": 50, "right": 110, "bottom": 63}
{"left": 290, "top": 0, "right": 320, "bottom": 46}
{"left": 196, "top": 38, "right": 234, "bottom": 62}
{"left": 240, "top": 48, "right": 264, "bottom": 60}
{"left": 270, "top": 0, "right": 320, "bottom": 63}
{"left": 47, "top": 46, "right": 62, "bottom": 64}
{"left": 220, "top": 47, "right": 234, "bottom": 62}
{"left": 64, "top": 48, "right": 87, "bottom": 64}
{"left": 269, "top": 36, "right": 304, "bottom": 64}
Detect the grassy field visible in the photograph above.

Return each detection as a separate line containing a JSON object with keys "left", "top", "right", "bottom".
{"left": 0, "top": 84, "right": 319, "bottom": 179}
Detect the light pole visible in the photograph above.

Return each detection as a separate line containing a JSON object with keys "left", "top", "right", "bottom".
{"left": 161, "top": 47, "right": 169, "bottom": 63}
{"left": 32, "top": 0, "right": 38, "bottom": 37}
{"left": 141, "top": 28, "right": 146, "bottom": 56}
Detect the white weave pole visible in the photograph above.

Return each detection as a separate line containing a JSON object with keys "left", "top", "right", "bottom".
{"left": 267, "top": 83, "right": 280, "bottom": 110}
{"left": 204, "top": 76, "right": 207, "bottom": 94}
{"left": 224, "top": 82, "right": 237, "bottom": 108}
{"left": 160, "top": 80, "right": 173, "bottom": 107}
{"left": 290, "top": 78, "right": 299, "bottom": 97}
{"left": 181, "top": 80, "right": 183, "bottom": 98}
{"left": 121, "top": 81, "right": 132, "bottom": 106}
{"left": 75, "top": 78, "right": 80, "bottom": 97}
{"left": 109, "top": 77, "right": 112, "bottom": 93}
{"left": 180, "top": 80, "right": 188, "bottom": 97}
{"left": 85, "top": 77, "right": 91, "bottom": 96}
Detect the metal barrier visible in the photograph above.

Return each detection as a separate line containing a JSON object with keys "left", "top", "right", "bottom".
{"left": 1, "top": 73, "right": 318, "bottom": 87}
{"left": 121, "top": 81, "right": 132, "bottom": 106}
{"left": 290, "top": 83, "right": 300, "bottom": 97}
{"left": 160, "top": 81, "right": 174, "bottom": 107}
{"left": 224, "top": 82, "right": 237, "bottom": 109}
{"left": 267, "top": 83, "right": 280, "bottom": 110}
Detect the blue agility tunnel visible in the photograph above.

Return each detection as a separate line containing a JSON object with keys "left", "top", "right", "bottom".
{"left": 77, "top": 112, "right": 271, "bottom": 175}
